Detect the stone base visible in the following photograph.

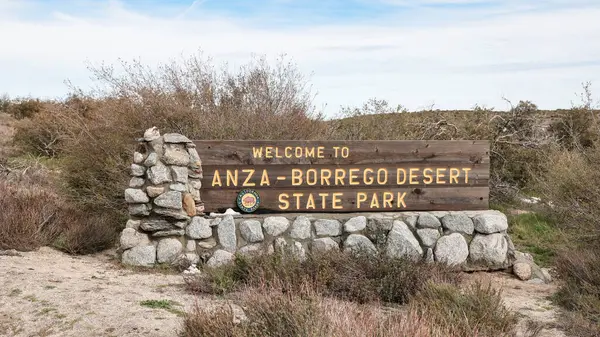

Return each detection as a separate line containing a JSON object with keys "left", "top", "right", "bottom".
{"left": 119, "top": 209, "right": 516, "bottom": 270}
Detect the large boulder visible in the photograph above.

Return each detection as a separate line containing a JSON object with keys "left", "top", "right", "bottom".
{"left": 434, "top": 233, "right": 469, "bottom": 266}
{"left": 469, "top": 233, "right": 509, "bottom": 268}
{"left": 122, "top": 245, "right": 156, "bottom": 267}
{"left": 206, "top": 250, "right": 235, "bottom": 268}
{"left": 385, "top": 221, "right": 423, "bottom": 260}
{"left": 263, "top": 217, "right": 290, "bottom": 237}
{"left": 416, "top": 228, "right": 440, "bottom": 247}
{"left": 473, "top": 212, "right": 508, "bottom": 234}
{"left": 217, "top": 215, "right": 237, "bottom": 253}
{"left": 240, "top": 220, "right": 265, "bottom": 243}
{"left": 344, "top": 216, "right": 367, "bottom": 233}
{"left": 314, "top": 219, "right": 342, "bottom": 237}
{"left": 120, "top": 228, "right": 150, "bottom": 250}
{"left": 290, "top": 216, "right": 311, "bottom": 240}
{"left": 311, "top": 238, "right": 339, "bottom": 253}
{"left": 344, "top": 234, "right": 377, "bottom": 255}
{"left": 154, "top": 191, "right": 182, "bottom": 210}
{"left": 157, "top": 238, "right": 183, "bottom": 264}
{"left": 417, "top": 213, "right": 441, "bottom": 229}
{"left": 186, "top": 217, "right": 212, "bottom": 239}
{"left": 441, "top": 213, "right": 474, "bottom": 235}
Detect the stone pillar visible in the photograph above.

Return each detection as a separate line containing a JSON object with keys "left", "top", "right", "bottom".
{"left": 120, "top": 127, "right": 204, "bottom": 267}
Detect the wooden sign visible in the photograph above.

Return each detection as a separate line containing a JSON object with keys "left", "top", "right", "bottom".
{"left": 195, "top": 140, "right": 489, "bottom": 213}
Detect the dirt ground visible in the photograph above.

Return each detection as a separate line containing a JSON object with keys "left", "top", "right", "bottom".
{"left": 1, "top": 247, "right": 566, "bottom": 337}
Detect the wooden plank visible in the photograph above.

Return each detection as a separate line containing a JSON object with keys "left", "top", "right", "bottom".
{"left": 201, "top": 163, "right": 489, "bottom": 190}
{"left": 200, "top": 186, "right": 489, "bottom": 213}
{"left": 192, "top": 140, "right": 490, "bottom": 213}
{"left": 193, "top": 140, "right": 489, "bottom": 165}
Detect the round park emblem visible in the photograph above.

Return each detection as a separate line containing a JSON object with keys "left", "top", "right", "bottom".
{"left": 236, "top": 189, "right": 260, "bottom": 213}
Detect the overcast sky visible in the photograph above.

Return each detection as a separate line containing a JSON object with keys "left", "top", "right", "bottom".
{"left": 0, "top": 0, "right": 599, "bottom": 115}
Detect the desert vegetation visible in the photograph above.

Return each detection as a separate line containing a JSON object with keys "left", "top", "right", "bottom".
{"left": 2, "top": 52, "right": 600, "bottom": 335}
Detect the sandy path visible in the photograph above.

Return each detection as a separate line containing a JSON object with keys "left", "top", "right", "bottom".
{"left": 0, "top": 247, "right": 214, "bottom": 337}
{"left": 1, "top": 247, "right": 567, "bottom": 337}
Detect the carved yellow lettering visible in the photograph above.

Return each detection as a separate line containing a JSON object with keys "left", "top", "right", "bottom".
{"left": 285, "top": 147, "right": 293, "bottom": 158}
{"left": 462, "top": 168, "right": 472, "bottom": 183}
{"left": 436, "top": 168, "right": 446, "bottom": 184}
{"left": 341, "top": 147, "right": 349, "bottom": 158}
{"left": 349, "top": 168, "right": 360, "bottom": 185}
{"left": 335, "top": 169, "right": 346, "bottom": 185}
{"left": 449, "top": 168, "right": 460, "bottom": 184}
{"left": 306, "top": 194, "right": 316, "bottom": 209}
{"left": 211, "top": 170, "right": 222, "bottom": 187}
{"left": 242, "top": 169, "right": 255, "bottom": 186}
{"left": 423, "top": 168, "right": 434, "bottom": 184}
{"left": 370, "top": 193, "right": 380, "bottom": 208}
{"left": 293, "top": 193, "right": 304, "bottom": 210}
{"left": 279, "top": 193, "right": 290, "bottom": 210}
{"left": 305, "top": 147, "right": 315, "bottom": 158}
{"left": 410, "top": 168, "right": 419, "bottom": 184}
{"left": 275, "top": 147, "right": 282, "bottom": 158}
{"left": 357, "top": 192, "right": 368, "bottom": 208}
{"left": 332, "top": 192, "right": 343, "bottom": 209}
{"left": 252, "top": 147, "right": 263, "bottom": 158}
{"left": 291, "top": 168, "right": 303, "bottom": 186}
{"left": 397, "top": 192, "right": 407, "bottom": 208}
{"left": 383, "top": 192, "right": 393, "bottom": 208}
{"left": 306, "top": 169, "right": 317, "bottom": 186}
{"left": 295, "top": 147, "right": 302, "bottom": 158}
{"left": 226, "top": 170, "right": 238, "bottom": 187}
{"left": 319, "top": 193, "right": 329, "bottom": 209}
{"left": 397, "top": 168, "right": 407, "bottom": 185}
{"left": 364, "top": 168, "right": 374, "bottom": 185}
{"left": 317, "top": 146, "right": 325, "bottom": 158}
{"left": 377, "top": 168, "right": 388, "bottom": 185}
{"left": 260, "top": 169, "right": 270, "bottom": 186}
{"left": 265, "top": 146, "right": 273, "bottom": 158}
{"left": 321, "top": 169, "right": 332, "bottom": 185}
{"left": 333, "top": 146, "right": 340, "bottom": 157}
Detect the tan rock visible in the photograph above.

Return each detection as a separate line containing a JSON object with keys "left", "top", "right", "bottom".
{"left": 146, "top": 186, "right": 165, "bottom": 198}
{"left": 513, "top": 262, "right": 532, "bottom": 281}
{"left": 183, "top": 193, "right": 196, "bottom": 217}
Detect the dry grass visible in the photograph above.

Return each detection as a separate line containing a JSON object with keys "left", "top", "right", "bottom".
{"left": 185, "top": 249, "right": 462, "bottom": 305}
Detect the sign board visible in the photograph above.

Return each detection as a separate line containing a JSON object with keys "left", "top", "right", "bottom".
{"left": 195, "top": 140, "right": 489, "bottom": 213}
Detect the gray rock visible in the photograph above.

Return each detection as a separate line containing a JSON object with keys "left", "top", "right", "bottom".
{"left": 144, "top": 153, "right": 158, "bottom": 167}
{"left": 128, "top": 204, "right": 151, "bottom": 216}
{"left": 186, "top": 217, "right": 212, "bottom": 239}
{"left": 386, "top": 221, "right": 423, "bottom": 260}
{"left": 527, "top": 278, "right": 545, "bottom": 285}
{"left": 140, "top": 219, "right": 173, "bottom": 232}
{"left": 417, "top": 213, "right": 441, "bottom": 229}
{"left": 416, "top": 228, "right": 441, "bottom": 247}
{"left": 217, "top": 215, "right": 237, "bottom": 253}
{"left": 173, "top": 221, "right": 187, "bottom": 229}
{"left": 143, "top": 127, "right": 160, "bottom": 141}
{"left": 188, "top": 148, "right": 201, "bottom": 163}
{"left": 210, "top": 218, "right": 222, "bottom": 227}
{"left": 425, "top": 248, "right": 434, "bottom": 263}
{"left": 274, "top": 237, "right": 288, "bottom": 253}
{"left": 314, "top": 219, "right": 342, "bottom": 237}
{"left": 238, "top": 244, "right": 263, "bottom": 257}
{"left": 149, "top": 137, "right": 164, "bottom": 157}
{"left": 131, "top": 164, "right": 146, "bottom": 177}
{"left": 469, "top": 233, "right": 508, "bottom": 267}
{"left": 263, "top": 217, "right": 290, "bottom": 236}
{"left": 240, "top": 220, "right": 264, "bottom": 243}
{"left": 189, "top": 179, "right": 202, "bottom": 190}
{"left": 120, "top": 228, "right": 150, "bottom": 250}
{"left": 122, "top": 245, "right": 156, "bottom": 267}
{"left": 152, "top": 229, "right": 185, "bottom": 237}
{"left": 206, "top": 250, "right": 234, "bottom": 267}
{"left": 344, "top": 234, "right": 377, "bottom": 255}
{"left": 171, "top": 166, "right": 188, "bottom": 184}
{"left": 163, "top": 133, "right": 192, "bottom": 143}
{"left": 312, "top": 238, "right": 339, "bottom": 253}
{"left": 169, "top": 183, "right": 187, "bottom": 192}
{"left": 430, "top": 211, "right": 449, "bottom": 219}
{"left": 473, "top": 212, "right": 508, "bottom": 234}
{"left": 163, "top": 144, "right": 190, "bottom": 166}
{"left": 183, "top": 253, "right": 200, "bottom": 265}
{"left": 152, "top": 207, "right": 190, "bottom": 220}
{"left": 344, "top": 216, "right": 367, "bottom": 233}
{"left": 513, "top": 262, "right": 532, "bottom": 280}
{"left": 126, "top": 220, "right": 141, "bottom": 230}
{"left": 154, "top": 191, "right": 182, "bottom": 210}
{"left": 124, "top": 188, "right": 149, "bottom": 204}
{"left": 129, "top": 177, "right": 145, "bottom": 188}
{"left": 292, "top": 241, "right": 307, "bottom": 261}
{"left": 367, "top": 216, "right": 394, "bottom": 231}
{"left": 157, "top": 238, "right": 183, "bottom": 264}
{"left": 289, "top": 216, "right": 311, "bottom": 240}
{"left": 541, "top": 268, "right": 553, "bottom": 283}
{"left": 404, "top": 215, "right": 418, "bottom": 231}
{"left": 198, "top": 238, "right": 217, "bottom": 249}
{"left": 435, "top": 233, "right": 469, "bottom": 266}
{"left": 146, "top": 186, "right": 165, "bottom": 198}
{"left": 186, "top": 240, "right": 196, "bottom": 252}
{"left": 148, "top": 162, "right": 172, "bottom": 185}
{"left": 133, "top": 151, "right": 145, "bottom": 164}
{"left": 441, "top": 213, "right": 474, "bottom": 235}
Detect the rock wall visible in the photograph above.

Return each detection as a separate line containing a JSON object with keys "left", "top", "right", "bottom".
{"left": 120, "top": 129, "right": 516, "bottom": 270}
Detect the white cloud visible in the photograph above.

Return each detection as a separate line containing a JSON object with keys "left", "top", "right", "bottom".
{"left": 0, "top": 0, "right": 599, "bottom": 115}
